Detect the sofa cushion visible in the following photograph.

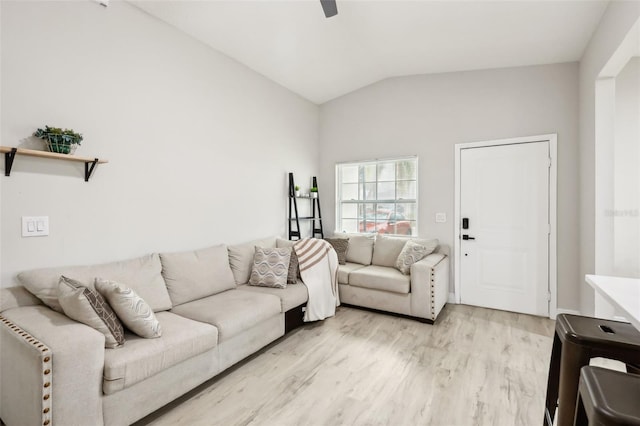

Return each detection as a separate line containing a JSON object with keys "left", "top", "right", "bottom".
{"left": 17, "top": 254, "right": 172, "bottom": 314}
{"left": 324, "top": 238, "right": 349, "bottom": 265}
{"left": 348, "top": 265, "right": 411, "bottom": 294}
{"left": 249, "top": 247, "right": 291, "bottom": 289}
{"left": 396, "top": 239, "right": 439, "bottom": 274}
{"left": 95, "top": 278, "right": 162, "bottom": 338}
{"left": 102, "top": 311, "right": 217, "bottom": 395}
{"left": 337, "top": 262, "right": 367, "bottom": 284}
{"left": 160, "top": 245, "right": 236, "bottom": 306}
{"left": 346, "top": 235, "right": 375, "bottom": 265}
{"left": 276, "top": 238, "right": 300, "bottom": 283}
{"left": 58, "top": 276, "right": 125, "bottom": 348}
{"left": 170, "top": 289, "right": 281, "bottom": 342}
{"left": 372, "top": 235, "right": 409, "bottom": 267}
{"left": 228, "top": 237, "right": 277, "bottom": 285}
{"left": 237, "top": 281, "right": 308, "bottom": 312}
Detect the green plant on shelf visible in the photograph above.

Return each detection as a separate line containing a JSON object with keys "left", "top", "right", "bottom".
{"left": 310, "top": 187, "right": 318, "bottom": 193}
{"left": 34, "top": 125, "right": 83, "bottom": 154}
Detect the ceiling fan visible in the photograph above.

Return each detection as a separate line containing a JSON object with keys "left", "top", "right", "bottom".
{"left": 320, "top": 0, "right": 338, "bottom": 18}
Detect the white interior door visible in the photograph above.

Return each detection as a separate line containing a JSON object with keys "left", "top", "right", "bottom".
{"left": 460, "top": 142, "right": 550, "bottom": 316}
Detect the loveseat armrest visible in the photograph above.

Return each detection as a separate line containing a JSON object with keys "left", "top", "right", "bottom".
{"left": 0, "top": 306, "right": 105, "bottom": 426}
{"left": 410, "top": 253, "right": 449, "bottom": 322}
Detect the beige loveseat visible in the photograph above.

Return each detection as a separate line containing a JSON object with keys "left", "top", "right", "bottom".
{"left": 334, "top": 234, "right": 449, "bottom": 323}
{"left": 0, "top": 236, "right": 307, "bottom": 426}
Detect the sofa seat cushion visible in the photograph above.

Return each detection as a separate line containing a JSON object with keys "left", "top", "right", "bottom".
{"left": 102, "top": 311, "right": 217, "bottom": 395}
{"left": 169, "top": 289, "right": 281, "bottom": 342}
{"left": 337, "top": 262, "right": 367, "bottom": 284}
{"left": 237, "top": 281, "right": 308, "bottom": 312}
{"left": 348, "top": 265, "right": 410, "bottom": 294}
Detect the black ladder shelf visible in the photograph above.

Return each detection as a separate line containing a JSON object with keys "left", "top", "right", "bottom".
{"left": 288, "top": 173, "right": 324, "bottom": 240}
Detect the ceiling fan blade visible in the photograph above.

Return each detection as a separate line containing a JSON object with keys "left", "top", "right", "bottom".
{"left": 320, "top": 0, "right": 338, "bottom": 18}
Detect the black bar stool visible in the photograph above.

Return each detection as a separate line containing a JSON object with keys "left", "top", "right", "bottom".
{"left": 574, "top": 366, "right": 640, "bottom": 425}
{"left": 544, "top": 314, "right": 640, "bottom": 426}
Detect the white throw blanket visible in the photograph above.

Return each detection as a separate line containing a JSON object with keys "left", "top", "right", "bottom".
{"left": 294, "top": 238, "right": 340, "bottom": 321}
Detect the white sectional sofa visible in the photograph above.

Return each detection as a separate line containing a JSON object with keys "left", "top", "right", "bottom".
{"left": 0, "top": 235, "right": 448, "bottom": 426}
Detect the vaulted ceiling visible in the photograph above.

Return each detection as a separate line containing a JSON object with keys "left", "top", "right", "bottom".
{"left": 131, "top": 0, "right": 609, "bottom": 104}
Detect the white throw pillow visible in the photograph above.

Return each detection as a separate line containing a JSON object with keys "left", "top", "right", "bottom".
{"left": 395, "top": 239, "right": 439, "bottom": 275}
{"left": 95, "top": 278, "right": 162, "bottom": 338}
{"left": 249, "top": 247, "right": 291, "bottom": 289}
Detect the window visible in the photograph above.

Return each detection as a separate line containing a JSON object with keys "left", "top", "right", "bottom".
{"left": 336, "top": 157, "right": 417, "bottom": 236}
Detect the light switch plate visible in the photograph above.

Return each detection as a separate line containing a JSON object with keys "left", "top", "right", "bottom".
{"left": 435, "top": 213, "right": 447, "bottom": 223}
{"left": 22, "top": 216, "right": 49, "bottom": 237}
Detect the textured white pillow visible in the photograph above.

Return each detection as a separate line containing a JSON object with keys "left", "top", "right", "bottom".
{"left": 94, "top": 278, "right": 162, "bottom": 338}
{"left": 58, "top": 276, "right": 125, "bottom": 348}
{"left": 249, "top": 247, "right": 291, "bottom": 289}
{"left": 395, "top": 239, "right": 439, "bottom": 275}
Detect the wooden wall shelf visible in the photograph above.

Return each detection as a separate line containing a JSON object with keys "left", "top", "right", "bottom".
{"left": 1, "top": 146, "right": 108, "bottom": 182}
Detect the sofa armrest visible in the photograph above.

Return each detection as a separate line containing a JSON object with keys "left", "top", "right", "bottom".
{"left": 0, "top": 306, "right": 105, "bottom": 426}
{"left": 410, "top": 253, "right": 449, "bottom": 321}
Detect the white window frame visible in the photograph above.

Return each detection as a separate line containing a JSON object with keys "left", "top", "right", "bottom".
{"left": 335, "top": 156, "right": 418, "bottom": 236}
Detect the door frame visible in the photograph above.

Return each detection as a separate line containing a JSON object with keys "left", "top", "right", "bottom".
{"left": 454, "top": 134, "right": 558, "bottom": 319}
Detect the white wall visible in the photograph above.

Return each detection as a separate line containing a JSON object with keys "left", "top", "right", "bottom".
{"left": 319, "top": 63, "right": 580, "bottom": 311}
{"left": 579, "top": 2, "right": 640, "bottom": 314}
{"left": 614, "top": 57, "right": 640, "bottom": 278}
{"left": 0, "top": 1, "right": 319, "bottom": 287}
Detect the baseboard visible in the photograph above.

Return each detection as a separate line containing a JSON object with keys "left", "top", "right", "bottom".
{"left": 555, "top": 308, "right": 581, "bottom": 316}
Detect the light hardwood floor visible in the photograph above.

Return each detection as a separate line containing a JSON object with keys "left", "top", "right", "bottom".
{"left": 135, "top": 304, "right": 555, "bottom": 426}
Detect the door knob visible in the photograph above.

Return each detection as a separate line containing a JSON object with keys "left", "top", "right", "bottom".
{"left": 462, "top": 235, "right": 475, "bottom": 240}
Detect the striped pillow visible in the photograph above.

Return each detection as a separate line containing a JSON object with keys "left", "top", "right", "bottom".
{"left": 58, "top": 276, "right": 125, "bottom": 348}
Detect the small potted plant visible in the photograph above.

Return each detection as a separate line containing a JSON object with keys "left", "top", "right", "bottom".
{"left": 294, "top": 185, "right": 301, "bottom": 197}
{"left": 310, "top": 187, "right": 318, "bottom": 198}
{"left": 34, "top": 125, "right": 83, "bottom": 155}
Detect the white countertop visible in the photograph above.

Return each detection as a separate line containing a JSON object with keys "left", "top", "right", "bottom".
{"left": 586, "top": 274, "right": 640, "bottom": 331}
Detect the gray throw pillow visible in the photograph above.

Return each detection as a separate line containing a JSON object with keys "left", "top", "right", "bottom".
{"left": 395, "top": 239, "right": 439, "bottom": 275}
{"left": 95, "top": 278, "right": 162, "bottom": 338}
{"left": 287, "top": 249, "right": 299, "bottom": 284}
{"left": 324, "top": 238, "right": 349, "bottom": 265}
{"left": 58, "top": 276, "right": 125, "bottom": 348}
{"left": 249, "top": 247, "right": 291, "bottom": 289}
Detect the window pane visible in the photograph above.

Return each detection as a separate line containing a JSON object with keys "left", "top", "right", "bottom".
{"left": 397, "top": 181, "right": 416, "bottom": 200}
{"left": 340, "top": 219, "right": 358, "bottom": 233}
{"left": 378, "top": 162, "right": 395, "bottom": 181}
{"left": 377, "top": 182, "right": 395, "bottom": 200}
{"left": 364, "top": 183, "right": 376, "bottom": 200}
{"left": 341, "top": 203, "right": 358, "bottom": 219}
{"left": 364, "top": 164, "right": 376, "bottom": 182}
{"left": 396, "top": 160, "right": 416, "bottom": 180}
{"left": 396, "top": 203, "right": 416, "bottom": 220}
{"left": 341, "top": 165, "right": 359, "bottom": 183}
{"left": 342, "top": 183, "right": 359, "bottom": 200}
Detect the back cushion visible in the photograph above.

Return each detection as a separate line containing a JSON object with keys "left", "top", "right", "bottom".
{"left": 160, "top": 245, "right": 236, "bottom": 306}
{"left": 228, "top": 237, "right": 277, "bottom": 285}
{"left": 372, "top": 235, "right": 409, "bottom": 267}
{"left": 17, "top": 254, "right": 172, "bottom": 313}
{"left": 346, "top": 235, "right": 375, "bottom": 265}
